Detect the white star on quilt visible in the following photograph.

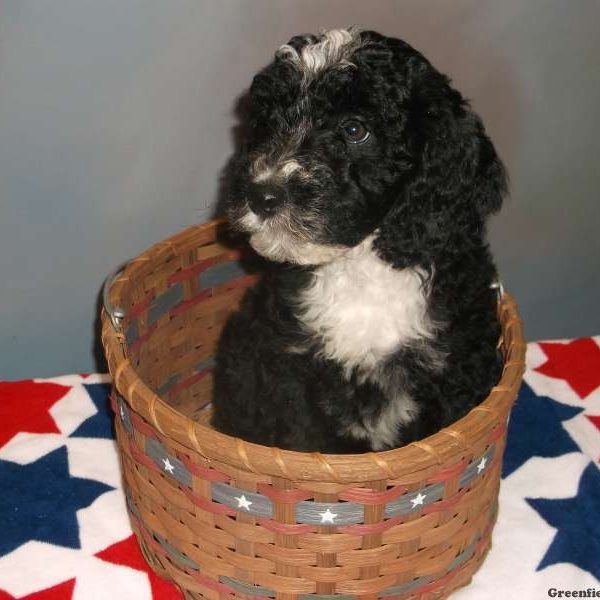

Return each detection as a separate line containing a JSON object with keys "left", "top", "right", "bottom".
{"left": 477, "top": 457, "right": 487, "bottom": 474}
{"left": 411, "top": 492, "right": 427, "bottom": 508}
{"left": 162, "top": 458, "right": 175, "bottom": 474}
{"left": 235, "top": 495, "right": 252, "bottom": 511}
{"left": 319, "top": 508, "right": 338, "bottom": 524}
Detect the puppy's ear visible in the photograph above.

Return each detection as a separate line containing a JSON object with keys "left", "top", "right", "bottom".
{"left": 376, "top": 63, "right": 507, "bottom": 269}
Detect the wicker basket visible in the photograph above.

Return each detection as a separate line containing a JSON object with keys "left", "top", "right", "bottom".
{"left": 101, "top": 219, "right": 525, "bottom": 600}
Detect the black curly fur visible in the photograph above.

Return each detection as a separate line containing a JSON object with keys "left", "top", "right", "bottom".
{"left": 211, "top": 29, "right": 507, "bottom": 453}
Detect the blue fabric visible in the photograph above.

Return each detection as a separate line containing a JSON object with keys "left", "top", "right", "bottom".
{"left": 528, "top": 462, "right": 600, "bottom": 580}
{"left": 502, "top": 382, "right": 583, "bottom": 478}
{"left": 0, "top": 446, "right": 113, "bottom": 556}
{"left": 70, "top": 383, "right": 114, "bottom": 439}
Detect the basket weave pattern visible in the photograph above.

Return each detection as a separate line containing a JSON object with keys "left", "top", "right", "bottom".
{"left": 101, "top": 221, "right": 526, "bottom": 600}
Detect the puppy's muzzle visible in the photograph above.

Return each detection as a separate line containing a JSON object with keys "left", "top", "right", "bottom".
{"left": 248, "top": 183, "right": 286, "bottom": 218}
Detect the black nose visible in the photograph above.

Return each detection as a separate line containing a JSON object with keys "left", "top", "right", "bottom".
{"left": 247, "top": 184, "right": 285, "bottom": 218}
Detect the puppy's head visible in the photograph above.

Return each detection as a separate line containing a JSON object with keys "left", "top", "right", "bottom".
{"left": 228, "top": 28, "right": 507, "bottom": 266}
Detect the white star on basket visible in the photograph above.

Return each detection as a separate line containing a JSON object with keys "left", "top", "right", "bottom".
{"left": 235, "top": 495, "right": 253, "bottom": 511}
{"left": 162, "top": 458, "right": 175, "bottom": 474}
{"left": 411, "top": 492, "right": 427, "bottom": 508}
{"left": 319, "top": 508, "right": 338, "bottom": 524}
{"left": 477, "top": 457, "right": 487, "bottom": 474}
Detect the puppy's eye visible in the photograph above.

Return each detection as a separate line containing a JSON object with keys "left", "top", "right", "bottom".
{"left": 340, "top": 120, "right": 370, "bottom": 144}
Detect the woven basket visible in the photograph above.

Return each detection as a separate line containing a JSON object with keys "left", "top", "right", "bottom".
{"left": 101, "top": 219, "right": 525, "bottom": 600}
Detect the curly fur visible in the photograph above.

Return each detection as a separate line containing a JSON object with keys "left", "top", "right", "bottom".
{"left": 211, "top": 29, "right": 507, "bottom": 453}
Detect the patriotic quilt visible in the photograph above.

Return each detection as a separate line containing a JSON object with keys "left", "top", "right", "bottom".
{"left": 0, "top": 338, "right": 599, "bottom": 599}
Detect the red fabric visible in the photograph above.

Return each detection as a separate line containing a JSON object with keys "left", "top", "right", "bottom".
{"left": 95, "top": 535, "right": 183, "bottom": 599}
{"left": 536, "top": 338, "right": 600, "bottom": 399}
{"left": 587, "top": 415, "right": 600, "bottom": 433}
{"left": 0, "top": 381, "right": 68, "bottom": 447}
{"left": 0, "top": 579, "right": 75, "bottom": 599}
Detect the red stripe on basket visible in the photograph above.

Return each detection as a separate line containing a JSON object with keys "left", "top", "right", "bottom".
{"left": 186, "top": 569, "right": 238, "bottom": 597}
{"left": 422, "top": 488, "right": 468, "bottom": 515}
{"left": 181, "top": 487, "right": 237, "bottom": 517}
{"left": 487, "top": 422, "right": 507, "bottom": 443}
{"left": 417, "top": 563, "right": 469, "bottom": 595}
{"left": 169, "top": 289, "right": 214, "bottom": 318}
{"left": 127, "top": 293, "right": 155, "bottom": 320}
{"left": 256, "top": 518, "right": 316, "bottom": 535}
{"left": 426, "top": 458, "right": 469, "bottom": 484}
{"left": 130, "top": 413, "right": 159, "bottom": 440}
{"left": 179, "top": 454, "right": 231, "bottom": 483}
{"left": 138, "top": 523, "right": 166, "bottom": 556}
{"left": 167, "top": 369, "right": 211, "bottom": 396}
{"left": 338, "top": 484, "right": 408, "bottom": 505}
{"left": 220, "top": 274, "right": 259, "bottom": 291}
{"left": 109, "top": 392, "right": 119, "bottom": 414}
{"left": 129, "top": 323, "right": 157, "bottom": 354}
{"left": 257, "top": 484, "right": 313, "bottom": 503}
{"left": 476, "top": 533, "right": 490, "bottom": 555}
{"left": 167, "top": 252, "right": 243, "bottom": 286}
{"left": 337, "top": 514, "right": 405, "bottom": 535}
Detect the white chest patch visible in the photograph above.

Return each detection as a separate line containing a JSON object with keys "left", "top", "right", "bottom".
{"left": 297, "top": 236, "right": 436, "bottom": 376}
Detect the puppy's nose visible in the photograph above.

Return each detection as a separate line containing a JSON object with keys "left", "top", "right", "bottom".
{"left": 247, "top": 184, "right": 285, "bottom": 218}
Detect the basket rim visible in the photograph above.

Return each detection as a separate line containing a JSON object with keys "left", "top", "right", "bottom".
{"left": 101, "top": 220, "right": 526, "bottom": 483}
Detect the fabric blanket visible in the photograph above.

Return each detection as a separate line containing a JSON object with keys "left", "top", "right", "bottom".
{"left": 1, "top": 338, "right": 599, "bottom": 599}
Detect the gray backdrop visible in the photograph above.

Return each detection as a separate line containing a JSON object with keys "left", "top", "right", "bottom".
{"left": 1, "top": 0, "right": 599, "bottom": 379}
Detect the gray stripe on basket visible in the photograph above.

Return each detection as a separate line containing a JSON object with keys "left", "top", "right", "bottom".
{"left": 156, "top": 374, "right": 181, "bottom": 396}
{"left": 384, "top": 482, "right": 444, "bottom": 519}
{"left": 446, "top": 540, "right": 476, "bottom": 572}
{"left": 300, "top": 595, "right": 357, "bottom": 600}
{"left": 125, "top": 493, "right": 141, "bottom": 519}
{"left": 220, "top": 576, "right": 276, "bottom": 598}
{"left": 157, "top": 359, "right": 215, "bottom": 396}
{"left": 195, "top": 356, "right": 216, "bottom": 372}
{"left": 154, "top": 532, "right": 200, "bottom": 571}
{"left": 125, "top": 321, "right": 139, "bottom": 346}
{"left": 148, "top": 283, "right": 183, "bottom": 325}
{"left": 211, "top": 482, "right": 273, "bottom": 518}
{"left": 200, "top": 261, "right": 247, "bottom": 289}
{"left": 379, "top": 539, "right": 478, "bottom": 598}
{"left": 296, "top": 500, "right": 364, "bottom": 525}
{"left": 117, "top": 395, "right": 133, "bottom": 434}
{"left": 459, "top": 445, "right": 496, "bottom": 489}
{"left": 145, "top": 437, "right": 192, "bottom": 487}
{"left": 126, "top": 493, "right": 201, "bottom": 572}
{"left": 379, "top": 575, "right": 434, "bottom": 598}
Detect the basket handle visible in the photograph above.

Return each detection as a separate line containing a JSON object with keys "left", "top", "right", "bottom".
{"left": 102, "top": 263, "right": 128, "bottom": 332}
{"left": 490, "top": 279, "right": 505, "bottom": 304}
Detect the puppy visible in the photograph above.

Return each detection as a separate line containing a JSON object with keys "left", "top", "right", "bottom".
{"left": 211, "top": 28, "right": 507, "bottom": 453}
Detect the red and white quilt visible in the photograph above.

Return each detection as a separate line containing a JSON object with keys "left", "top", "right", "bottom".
{"left": 1, "top": 338, "right": 599, "bottom": 599}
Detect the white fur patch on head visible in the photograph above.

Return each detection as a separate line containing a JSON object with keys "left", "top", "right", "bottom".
{"left": 277, "top": 28, "right": 363, "bottom": 80}
{"left": 297, "top": 235, "right": 438, "bottom": 375}
{"left": 251, "top": 157, "right": 307, "bottom": 184}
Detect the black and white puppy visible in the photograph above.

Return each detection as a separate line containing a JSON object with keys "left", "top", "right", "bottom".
{"left": 212, "top": 28, "right": 507, "bottom": 453}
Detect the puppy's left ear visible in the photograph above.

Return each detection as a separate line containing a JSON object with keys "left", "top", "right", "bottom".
{"left": 412, "top": 68, "right": 508, "bottom": 219}
{"left": 450, "top": 110, "right": 507, "bottom": 218}
{"left": 376, "top": 64, "right": 507, "bottom": 268}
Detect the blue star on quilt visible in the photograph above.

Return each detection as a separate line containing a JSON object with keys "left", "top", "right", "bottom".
{"left": 527, "top": 462, "right": 600, "bottom": 581}
{"left": 0, "top": 446, "right": 113, "bottom": 556}
{"left": 502, "top": 382, "right": 583, "bottom": 478}
{"left": 70, "top": 383, "right": 114, "bottom": 439}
